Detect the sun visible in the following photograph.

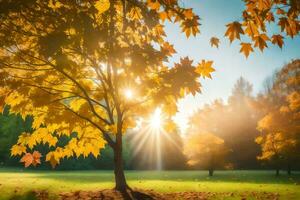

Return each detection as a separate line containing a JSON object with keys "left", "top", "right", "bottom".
{"left": 124, "top": 88, "right": 133, "bottom": 99}
{"left": 150, "top": 108, "right": 162, "bottom": 129}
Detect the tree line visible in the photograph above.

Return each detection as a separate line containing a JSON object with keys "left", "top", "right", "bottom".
{"left": 1, "top": 59, "right": 299, "bottom": 175}
{"left": 184, "top": 59, "right": 300, "bottom": 176}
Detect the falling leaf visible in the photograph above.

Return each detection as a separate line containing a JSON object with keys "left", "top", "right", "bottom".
{"left": 271, "top": 34, "right": 284, "bottom": 48}
{"left": 195, "top": 60, "right": 215, "bottom": 79}
{"left": 225, "top": 21, "right": 244, "bottom": 43}
{"left": 240, "top": 43, "right": 254, "bottom": 58}
{"left": 210, "top": 37, "right": 220, "bottom": 48}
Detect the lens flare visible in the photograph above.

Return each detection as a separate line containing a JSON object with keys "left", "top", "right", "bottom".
{"left": 124, "top": 88, "right": 133, "bottom": 99}
{"left": 150, "top": 108, "right": 162, "bottom": 129}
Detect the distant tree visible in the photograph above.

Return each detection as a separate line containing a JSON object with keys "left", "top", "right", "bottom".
{"left": 256, "top": 59, "right": 300, "bottom": 175}
{"left": 188, "top": 77, "right": 260, "bottom": 169}
{"left": 183, "top": 132, "right": 230, "bottom": 176}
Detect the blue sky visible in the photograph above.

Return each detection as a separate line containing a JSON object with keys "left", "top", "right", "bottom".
{"left": 166, "top": 0, "right": 300, "bottom": 132}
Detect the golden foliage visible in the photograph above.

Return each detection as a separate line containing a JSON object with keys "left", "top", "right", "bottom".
{"left": 226, "top": 0, "right": 300, "bottom": 56}
{"left": 256, "top": 60, "right": 300, "bottom": 163}
{"left": 184, "top": 132, "right": 229, "bottom": 169}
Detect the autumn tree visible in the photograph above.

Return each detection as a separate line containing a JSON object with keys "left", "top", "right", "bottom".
{"left": 183, "top": 132, "right": 230, "bottom": 176}
{"left": 0, "top": 0, "right": 299, "bottom": 192}
{"left": 188, "top": 78, "right": 261, "bottom": 169}
{"left": 0, "top": 0, "right": 214, "bottom": 191}
{"left": 256, "top": 59, "right": 300, "bottom": 175}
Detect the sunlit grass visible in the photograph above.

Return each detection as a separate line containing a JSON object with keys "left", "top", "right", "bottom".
{"left": 0, "top": 169, "right": 299, "bottom": 199}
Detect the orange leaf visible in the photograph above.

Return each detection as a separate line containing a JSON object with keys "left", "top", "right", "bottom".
{"left": 240, "top": 43, "right": 254, "bottom": 58}
{"left": 210, "top": 37, "right": 220, "bottom": 48}
{"left": 244, "top": 21, "right": 259, "bottom": 38}
{"left": 225, "top": 21, "right": 244, "bottom": 43}
{"left": 254, "top": 34, "right": 270, "bottom": 51}
{"left": 20, "top": 153, "right": 33, "bottom": 168}
{"left": 32, "top": 151, "right": 42, "bottom": 166}
{"left": 147, "top": 0, "right": 160, "bottom": 10}
{"left": 20, "top": 151, "right": 42, "bottom": 167}
{"left": 271, "top": 34, "right": 284, "bottom": 49}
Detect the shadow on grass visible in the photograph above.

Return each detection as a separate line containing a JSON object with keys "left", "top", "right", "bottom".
{"left": 9, "top": 190, "right": 49, "bottom": 200}
{"left": 31, "top": 170, "right": 300, "bottom": 185}
{"left": 9, "top": 191, "right": 37, "bottom": 200}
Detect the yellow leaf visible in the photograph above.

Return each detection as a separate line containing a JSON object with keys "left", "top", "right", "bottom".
{"left": 70, "top": 98, "right": 86, "bottom": 112}
{"left": 46, "top": 152, "right": 60, "bottom": 168}
{"left": 128, "top": 7, "right": 142, "bottom": 20}
{"left": 95, "top": 0, "right": 110, "bottom": 14}
{"left": 11, "top": 145, "right": 26, "bottom": 156}
{"left": 195, "top": 60, "right": 215, "bottom": 79}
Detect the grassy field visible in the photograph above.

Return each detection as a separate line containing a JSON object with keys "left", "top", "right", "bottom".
{"left": 0, "top": 169, "right": 299, "bottom": 199}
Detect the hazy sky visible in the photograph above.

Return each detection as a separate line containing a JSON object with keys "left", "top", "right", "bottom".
{"left": 166, "top": 0, "right": 300, "bottom": 133}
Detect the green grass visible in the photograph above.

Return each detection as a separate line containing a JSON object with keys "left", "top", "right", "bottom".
{"left": 0, "top": 169, "right": 299, "bottom": 199}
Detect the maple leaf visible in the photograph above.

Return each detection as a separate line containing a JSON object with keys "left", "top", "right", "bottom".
{"left": 95, "top": 0, "right": 110, "bottom": 14}
{"left": 244, "top": 21, "right": 259, "bottom": 38}
{"left": 183, "top": 9, "right": 194, "bottom": 20}
{"left": 46, "top": 152, "right": 59, "bottom": 168}
{"left": 271, "top": 34, "right": 284, "bottom": 49}
{"left": 180, "top": 15, "right": 200, "bottom": 38}
{"left": 11, "top": 145, "right": 26, "bottom": 156}
{"left": 278, "top": 17, "right": 289, "bottom": 32}
{"left": 147, "top": 0, "right": 160, "bottom": 10}
{"left": 254, "top": 34, "right": 270, "bottom": 51}
{"left": 240, "top": 43, "right": 254, "bottom": 58}
{"left": 20, "top": 153, "right": 33, "bottom": 168}
{"left": 225, "top": 21, "right": 244, "bottom": 43}
{"left": 265, "top": 12, "right": 274, "bottom": 22}
{"left": 128, "top": 7, "right": 142, "bottom": 20}
{"left": 195, "top": 60, "right": 215, "bottom": 79}
{"left": 210, "top": 37, "right": 220, "bottom": 48}
{"left": 161, "top": 42, "right": 176, "bottom": 56}
{"left": 32, "top": 151, "right": 42, "bottom": 166}
{"left": 20, "top": 151, "right": 42, "bottom": 167}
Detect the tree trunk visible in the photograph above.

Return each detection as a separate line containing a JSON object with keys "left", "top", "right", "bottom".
{"left": 287, "top": 164, "right": 291, "bottom": 175}
{"left": 113, "top": 146, "right": 128, "bottom": 192}
{"left": 276, "top": 168, "right": 280, "bottom": 176}
{"left": 209, "top": 168, "right": 214, "bottom": 176}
